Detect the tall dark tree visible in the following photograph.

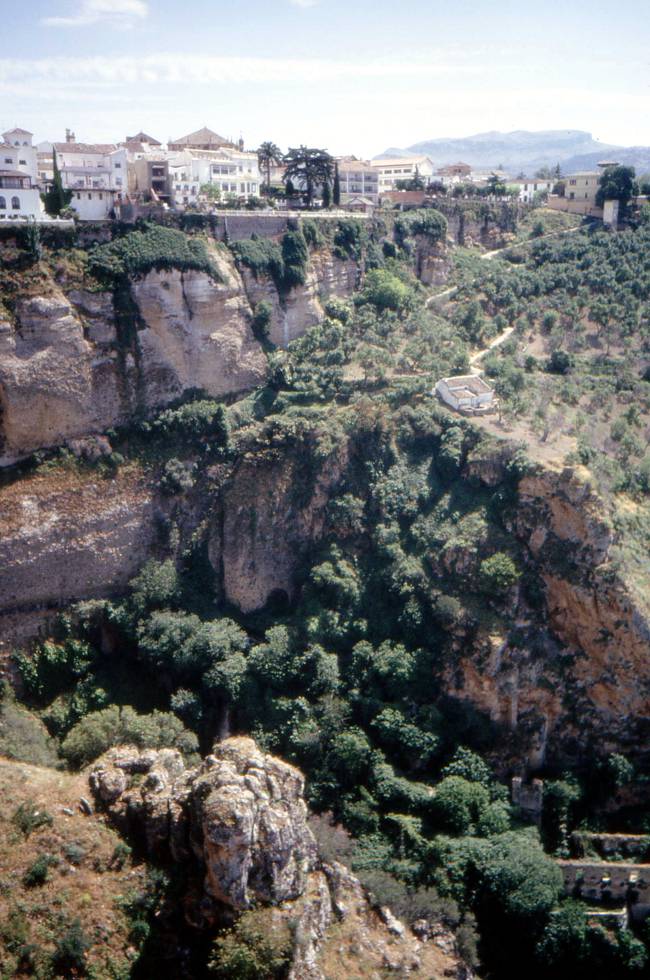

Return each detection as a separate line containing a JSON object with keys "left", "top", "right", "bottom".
{"left": 283, "top": 146, "right": 334, "bottom": 208}
{"left": 256, "top": 141, "right": 283, "bottom": 193}
{"left": 322, "top": 180, "right": 332, "bottom": 209}
{"left": 41, "top": 150, "right": 73, "bottom": 217}
{"left": 596, "top": 165, "right": 638, "bottom": 213}
{"left": 333, "top": 163, "right": 341, "bottom": 206}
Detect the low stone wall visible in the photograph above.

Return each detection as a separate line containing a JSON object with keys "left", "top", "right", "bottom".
{"left": 557, "top": 860, "right": 650, "bottom": 920}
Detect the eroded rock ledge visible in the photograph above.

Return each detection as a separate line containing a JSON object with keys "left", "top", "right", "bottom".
{"left": 89, "top": 736, "right": 471, "bottom": 979}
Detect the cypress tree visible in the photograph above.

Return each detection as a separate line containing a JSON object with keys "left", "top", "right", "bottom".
{"left": 322, "top": 181, "right": 332, "bottom": 209}
{"left": 333, "top": 163, "right": 341, "bottom": 206}
{"left": 42, "top": 150, "right": 72, "bottom": 217}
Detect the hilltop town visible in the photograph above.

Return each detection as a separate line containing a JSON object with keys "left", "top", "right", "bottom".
{"left": 1, "top": 124, "right": 647, "bottom": 227}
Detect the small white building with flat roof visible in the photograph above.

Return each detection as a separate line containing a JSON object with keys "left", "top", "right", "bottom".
{"left": 435, "top": 375, "right": 496, "bottom": 415}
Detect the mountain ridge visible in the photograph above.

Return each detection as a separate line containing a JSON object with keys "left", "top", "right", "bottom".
{"left": 376, "top": 129, "right": 650, "bottom": 175}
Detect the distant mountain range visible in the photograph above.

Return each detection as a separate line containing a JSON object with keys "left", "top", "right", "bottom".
{"left": 377, "top": 130, "right": 650, "bottom": 177}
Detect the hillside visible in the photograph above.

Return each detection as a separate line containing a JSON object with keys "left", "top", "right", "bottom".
{"left": 377, "top": 129, "right": 650, "bottom": 175}
{"left": 2, "top": 208, "right": 650, "bottom": 979}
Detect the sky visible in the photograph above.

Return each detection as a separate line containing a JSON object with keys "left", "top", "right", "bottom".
{"left": 1, "top": 0, "right": 649, "bottom": 157}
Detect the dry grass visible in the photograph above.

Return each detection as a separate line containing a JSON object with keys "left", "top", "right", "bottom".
{"left": 0, "top": 757, "right": 142, "bottom": 977}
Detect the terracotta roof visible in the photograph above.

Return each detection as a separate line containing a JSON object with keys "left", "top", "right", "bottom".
{"left": 338, "top": 160, "right": 374, "bottom": 173}
{"left": 170, "top": 127, "right": 230, "bottom": 147}
{"left": 3, "top": 128, "right": 33, "bottom": 137}
{"left": 371, "top": 156, "right": 432, "bottom": 168}
{"left": 0, "top": 169, "right": 30, "bottom": 178}
{"left": 54, "top": 142, "right": 117, "bottom": 155}
{"left": 126, "top": 131, "right": 161, "bottom": 145}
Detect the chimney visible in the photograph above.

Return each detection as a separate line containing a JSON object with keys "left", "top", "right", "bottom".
{"left": 65, "top": 129, "right": 76, "bottom": 143}
{"left": 238, "top": 136, "right": 244, "bottom": 152}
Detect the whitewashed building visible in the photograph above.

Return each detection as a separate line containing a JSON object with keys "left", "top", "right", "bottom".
{"left": 514, "top": 177, "right": 555, "bottom": 203}
{"left": 53, "top": 138, "right": 127, "bottom": 220}
{"left": 169, "top": 147, "right": 262, "bottom": 207}
{"left": 370, "top": 155, "right": 435, "bottom": 192}
{"left": 0, "top": 171, "right": 45, "bottom": 222}
{"left": 435, "top": 375, "right": 496, "bottom": 415}
{"left": 337, "top": 159, "right": 379, "bottom": 204}
{"left": 1, "top": 128, "right": 39, "bottom": 182}
{"left": 0, "top": 128, "right": 46, "bottom": 222}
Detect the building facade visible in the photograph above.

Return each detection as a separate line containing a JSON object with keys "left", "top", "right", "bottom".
{"left": 514, "top": 177, "right": 555, "bottom": 203}
{"left": 435, "top": 161, "right": 472, "bottom": 185}
{"left": 435, "top": 375, "right": 496, "bottom": 415}
{"left": 53, "top": 138, "right": 127, "bottom": 219}
{"left": 1, "top": 129, "right": 39, "bottom": 182}
{"left": 337, "top": 159, "right": 379, "bottom": 204}
{"left": 168, "top": 148, "right": 261, "bottom": 207}
{"left": 370, "top": 156, "right": 435, "bottom": 192}
{"left": 0, "top": 171, "right": 45, "bottom": 222}
{"left": 565, "top": 171, "right": 600, "bottom": 204}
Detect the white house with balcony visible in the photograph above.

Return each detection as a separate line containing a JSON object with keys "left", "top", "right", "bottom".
{"left": 0, "top": 170, "right": 46, "bottom": 222}
{"left": 169, "top": 147, "right": 262, "bottom": 207}
{"left": 370, "top": 155, "right": 435, "bottom": 192}
{"left": 435, "top": 375, "right": 496, "bottom": 415}
{"left": 53, "top": 139, "right": 127, "bottom": 219}
{"left": 337, "top": 159, "right": 379, "bottom": 204}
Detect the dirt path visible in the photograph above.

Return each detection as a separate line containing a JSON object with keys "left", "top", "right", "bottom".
{"left": 425, "top": 223, "right": 581, "bottom": 310}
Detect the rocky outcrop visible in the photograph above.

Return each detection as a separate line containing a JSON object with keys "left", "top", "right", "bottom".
{"left": 90, "top": 736, "right": 317, "bottom": 911}
{"left": 90, "top": 737, "right": 470, "bottom": 978}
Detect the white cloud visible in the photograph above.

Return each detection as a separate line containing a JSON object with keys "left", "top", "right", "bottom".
{"left": 41, "top": 0, "right": 148, "bottom": 29}
{"left": 289, "top": 0, "right": 320, "bottom": 7}
{"left": 0, "top": 52, "right": 479, "bottom": 89}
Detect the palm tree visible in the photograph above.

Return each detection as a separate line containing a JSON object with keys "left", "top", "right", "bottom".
{"left": 283, "top": 146, "right": 334, "bottom": 208}
{"left": 257, "top": 141, "right": 283, "bottom": 192}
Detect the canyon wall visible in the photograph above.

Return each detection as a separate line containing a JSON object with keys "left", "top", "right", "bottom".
{"left": 0, "top": 243, "right": 357, "bottom": 464}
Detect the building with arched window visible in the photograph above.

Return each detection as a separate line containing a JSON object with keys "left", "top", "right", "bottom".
{"left": 0, "top": 170, "right": 45, "bottom": 221}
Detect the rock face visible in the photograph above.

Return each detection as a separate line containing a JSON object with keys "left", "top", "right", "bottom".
{"left": 0, "top": 246, "right": 359, "bottom": 464}
{"left": 0, "top": 465, "right": 157, "bottom": 652}
{"left": 444, "top": 461, "right": 650, "bottom": 767}
{"left": 90, "top": 737, "right": 471, "bottom": 979}
{"left": 239, "top": 249, "right": 358, "bottom": 347}
{"left": 209, "top": 439, "right": 349, "bottom": 612}
{"left": 90, "top": 736, "right": 317, "bottom": 910}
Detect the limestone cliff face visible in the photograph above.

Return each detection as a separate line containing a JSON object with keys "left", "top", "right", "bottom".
{"left": 443, "top": 462, "right": 650, "bottom": 767}
{"left": 0, "top": 246, "right": 359, "bottom": 464}
{"left": 90, "top": 737, "right": 470, "bottom": 979}
{"left": 239, "top": 249, "right": 358, "bottom": 347}
{"left": 0, "top": 289, "right": 122, "bottom": 464}
{"left": 209, "top": 439, "right": 349, "bottom": 612}
{"left": 0, "top": 465, "right": 157, "bottom": 651}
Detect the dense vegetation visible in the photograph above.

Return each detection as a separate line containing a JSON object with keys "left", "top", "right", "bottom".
{"left": 4, "top": 208, "right": 650, "bottom": 978}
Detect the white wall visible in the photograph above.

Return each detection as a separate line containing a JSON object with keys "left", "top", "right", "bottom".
{"left": 0, "top": 187, "right": 45, "bottom": 221}
{"left": 69, "top": 188, "right": 115, "bottom": 220}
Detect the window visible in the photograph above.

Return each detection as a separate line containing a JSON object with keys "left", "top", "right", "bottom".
{"left": 0, "top": 197, "right": 5, "bottom": 209}
{"left": 4, "top": 158, "right": 11, "bottom": 164}
{"left": 76, "top": 192, "right": 81, "bottom": 199}
{"left": 99, "top": 193, "right": 103, "bottom": 200}
{"left": 11, "top": 196, "right": 20, "bottom": 209}
{"left": 19, "top": 159, "right": 26, "bottom": 166}
{"left": 114, "top": 162, "right": 121, "bottom": 168}
{"left": 88, "top": 193, "right": 92, "bottom": 199}
{"left": 569, "top": 179, "right": 576, "bottom": 185}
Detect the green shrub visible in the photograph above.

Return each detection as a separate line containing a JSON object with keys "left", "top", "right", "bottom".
{"left": 88, "top": 225, "right": 218, "bottom": 283}
{"left": 333, "top": 218, "right": 366, "bottom": 260}
{"left": 208, "top": 908, "right": 293, "bottom": 980}
{"left": 361, "top": 269, "right": 411, "bottom": 311}
{"left": 281, "top": 228, "right": 309, "bottom": 288}
{"left": 23, "top": 853, "right": 57, "bottom": 888}
{"left": 60, "top": 705, "right": 199, "bottom": 768}
{"left": 50, "top": 919, "right": 91, "bottom": 977}
{"left": 12, "top": 801, "right": 53, "bottom": 838}
{"left": 479, "top": 552, "right": 521, "bottom": 595}
{"left": 251, "top": 300, "right": 273, "bottom": 344}
{"left": 160, "top": 457, "right": 195, "bottom": 495}
{"left": 394, "top": 209, "right": 448, "bottom": 245}
{"left": 230, "top": 236, "right": 285, "bottom": 289}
